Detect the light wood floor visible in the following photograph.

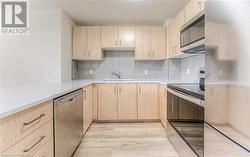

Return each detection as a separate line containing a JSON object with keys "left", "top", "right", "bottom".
{"left": 73, "top": 123, "right": 179, "bottom": 157}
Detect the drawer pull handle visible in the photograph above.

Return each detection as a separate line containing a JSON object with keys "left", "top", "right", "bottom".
{"left": 23, "top": 114, "right": 45, "bottom": 126}
{"left": 23, "top": 136, "right": 45, "bottom": 153}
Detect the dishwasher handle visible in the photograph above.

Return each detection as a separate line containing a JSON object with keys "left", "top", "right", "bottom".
{"left": 54, "top": 89, "right": 82, "bottom": 107}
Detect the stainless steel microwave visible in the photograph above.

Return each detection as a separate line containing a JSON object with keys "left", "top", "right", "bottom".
{"left": 180, "top": 15, "right": 205, "bottom": 54}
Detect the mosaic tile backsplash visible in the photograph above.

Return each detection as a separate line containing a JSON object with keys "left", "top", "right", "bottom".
{"left": 72, "top": 51, "right": 204, "bottom": 83}
{"left": 72, "top": 51, "right": 167, "bottom": 80}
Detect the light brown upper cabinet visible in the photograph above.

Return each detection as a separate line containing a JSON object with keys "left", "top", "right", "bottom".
{"left": 117, "top": 84, "right": 137, "bottom": 120}
{"left": 73, "top": 26, "right": 102, "bottom": 60}
{"left": 102, "top": 26, "right": 135, "bottom": 48}
{"left": 101, "top": 26, "right": 118, "bottom": 48}
{"left": 167, "top": 10, "right": 185, "bottom": 59}
{"left": 135, "top": 27, "right": 151, "bottom": 59}
{"left": 135, "top": 27, "right": 166, "bottom": 60}
{"left": 73, "top": 27, "right": 86, "bottom": 60}
{"left": 97, "top": 84, "right": 118, "bottom": 120}
{"left": 185, "top": 0, "right": 205, "bottom": 24}
{"left": 138, "top": 84, "right": 158, "bottom": 119}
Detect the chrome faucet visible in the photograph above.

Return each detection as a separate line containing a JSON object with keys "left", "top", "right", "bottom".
{"left": 112, "top": 72, "right": 121, "bottom": 79}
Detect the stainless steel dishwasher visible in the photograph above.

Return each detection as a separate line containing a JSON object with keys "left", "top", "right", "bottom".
{"left": 54, "top": 89, "right": 83, "bottom": 157}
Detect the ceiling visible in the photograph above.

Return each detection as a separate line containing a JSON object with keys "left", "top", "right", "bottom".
{"left": 31, "top": 0, "right": 189, "bottom": 26}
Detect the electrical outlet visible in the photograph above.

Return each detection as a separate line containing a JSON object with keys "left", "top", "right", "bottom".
{"left": 144, "top": 70, "right": 148, "bottom": 75}
{"left": 89, "top": 69, "right": 93, "bottom": 74}
{"left": 186, "top": 68, "right": 190, "bottom": 75}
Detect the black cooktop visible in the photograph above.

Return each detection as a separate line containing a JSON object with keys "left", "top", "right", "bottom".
{"left": 167, "top": 83, "right": 204, "bottom": 100}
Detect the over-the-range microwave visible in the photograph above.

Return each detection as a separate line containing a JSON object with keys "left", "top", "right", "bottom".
{"left": 180, "top": 15, "right": 205, "bottom": 54}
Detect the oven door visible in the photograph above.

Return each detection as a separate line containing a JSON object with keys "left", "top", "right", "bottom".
{"left": 167, "top": 89, "right": 204, "bottom": 157}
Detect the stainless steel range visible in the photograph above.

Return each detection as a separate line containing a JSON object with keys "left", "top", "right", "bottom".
{"left": 167, "top": 83, "right": 204, "bottom": 157}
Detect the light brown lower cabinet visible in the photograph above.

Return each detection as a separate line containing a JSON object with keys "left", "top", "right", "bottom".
{"left": 97, "top": 83, "right": 159, "bottom": 121}
{"left": 98, "top": 84, "right": 118, "bottom": 120}
{"left": 92, "top": 84, "right": 98, "bottom": 120}
{"left": 159, "top": 84, "right": 167, "bottom": 128}
{"left": 83, "top": 85, "right": 93, "bottom": 134}
{"left": 33, "top": 139, "right": 54, "bottom": 157}
{"left": 1, "top": 120, "right": 53, "bottom": 156}
{"left": 118, "top": 84, "right": 138, "bottom": 120}
{"left": 138, "top": 83, "right": 158, "bottom": 119}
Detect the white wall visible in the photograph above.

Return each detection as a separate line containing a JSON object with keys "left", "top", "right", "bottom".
{"left": 0, "top": 9, "right": 75, "bottom": 87}
{"left": 60, "top": 12, "right": 75, "bottom": 81}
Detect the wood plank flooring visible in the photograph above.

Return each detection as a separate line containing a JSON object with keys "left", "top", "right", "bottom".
{"left": 73, "top": 123, "right": 179, "bottom": 157}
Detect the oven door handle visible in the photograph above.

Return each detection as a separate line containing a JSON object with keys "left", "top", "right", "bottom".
{"left": 167, "top": 88, "right": 204, "bottom": 107}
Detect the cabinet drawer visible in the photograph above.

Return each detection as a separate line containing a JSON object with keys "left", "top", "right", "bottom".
{"left": 0, "top": 101, "right": 53, "bottom": 152}
{"left": 33, "top": 139, "right": 53, "bottom": 157}
{"left": 1, "top": 120, "right": 53, "bottom": 156}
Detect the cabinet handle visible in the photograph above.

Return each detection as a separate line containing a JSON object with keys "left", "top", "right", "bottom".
{"left": 23, "top": 114, "right": 45, "bottom": 126}
{"left": 23, "top": 136, "right": 45, "bottom": 152}
{"left": 83, "top": 90, "right": 86, "bottom": 99}
{"left": 88, "top": 50, "right": 90, "bottom": 57}
{"left": 115, "top": 40, "right": 117, "bottom": 46}
{"left": 114, "top": 86, "right": 117, "bottom": 94}
{"left": 198, "top": 1, "right": 201, "bottom": 10}
{"left": 139, "top": 86, "right": 141, "bottom": 94}
{"left": 119, "top": 40, "right": 121, "bottom": 46}
{"left": 153, "top": 51, "right": 155, "bottom": 57}
{"left": 119, "top": 86, "right": 121, "bottom": 94}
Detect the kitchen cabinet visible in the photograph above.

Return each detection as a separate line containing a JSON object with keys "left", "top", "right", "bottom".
{"left": 118, "top": 84, "right": 137, "bottom": 120}
{"left": 150, "top": 27, "right": 167, "bottom": 59}
{"left": 167, "top": 10, "right": 185, "bottom": 59}
{"left": 135, "top": 27, "right": 151, "bottom": 59}
{"left": 138, "top": 84, "right": 158, "bottom": 119}
{"left": 98, "top": 84, "right": 118, "bottom": 120}
{"left": 92, "top": 84, "right": 98, "bottom": 120}
{"left": 0, "top": 101, "right": 53, "bottom": 156}
{"left": 135, "top": 27, "right": 167, "bottom": 60}
{"left": 102, "top": 26, "right": 118, "bottom": 48}
{"left": 159, "top": 85, "right": 167, "bottom": 128}
{"left": 102, "top": 26, "right": 135, "bottom": 48}
{"left": 185, "top": 0, "right": 205, "bottom": 24}
{"left": 119, "top": 27, "right": 136, "bottom": 48}
{"left": 73, "top": 26, "right": 102, "bottom": 60}
{"left": 73, "top": 27, "right": 86, "bottom": 60}
{"left": 83, "top": 85, "right": 93, "bottom": 134}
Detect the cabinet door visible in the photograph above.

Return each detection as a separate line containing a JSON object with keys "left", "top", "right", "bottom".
{"left": 102, "top": 26, "right": 118, "bottom": 48}
{"left": 86, "top": 27, "right": 102, "bottom": 60}
{"left": 167, "top": 22, "right": 173, "bottom": 58}
{"left": 138, "top": 84, "right": 158, "bottom": 119}
{"left": 118, "top": 27, "right": 135, "bottom": 48}
{"left": 92, "top": 84, "right": 98, "bottom": 120}
{"left": 185, "top": 0, "right": 203, "bottom": 23}
{"left": 159, "top": 85, "right": 167, "bottom": 128}
{"left": 151, "top": 27, "right": 167, "bottom": 59}
{"left": 118, "top": 84, "right": 138, "bottom": 120}
{"left": 87, "top": 86, "right": 93, "bottom": 126}
{"left": 98, "top": 84, "right": 118, "bottom": 120}
{"left": 167, "top": 91, "right": 179, "bottom": 121}
{"left": 135, "top": 27, "right": 151, "bottom": 60}
{"left": 73, "top": 27, "right": 86, "bottom": 60}
{"left": 175, "top": 10, "right": 185, "bottom": 56}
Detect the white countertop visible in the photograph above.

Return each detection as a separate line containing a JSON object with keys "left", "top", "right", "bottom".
{"left": 0, "top": 79, "right": 166, "bottom": 119}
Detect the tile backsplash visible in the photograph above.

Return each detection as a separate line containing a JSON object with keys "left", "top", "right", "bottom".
{"left": 168, "top": 54, "right": 205, "bottom": 83}
{"left": 73, "top": 51, "right": 167, "bottom": 80}
{"left": 72, "top": 51, "right": 204, "bottom": 83}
